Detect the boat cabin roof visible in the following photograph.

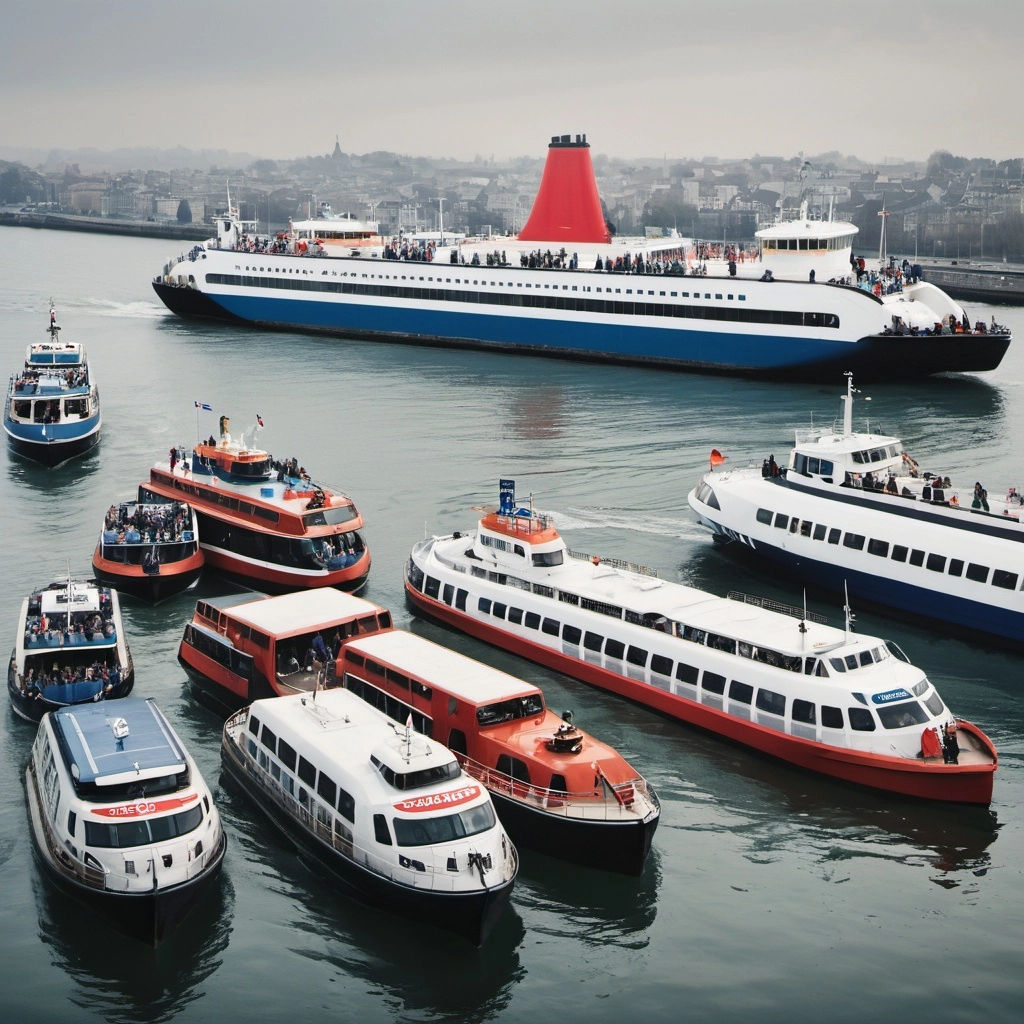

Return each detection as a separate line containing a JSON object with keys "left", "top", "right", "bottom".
{"left": 220, "top": 589, "right": 384, "bottom": 637}
{"left": 39, "top": 582, "right": 103, "bottom": 616}
{"left": 52, "top": 698, "right": 186, "bottom": 786}
{"left": 26, "top": 342, "right": 85, "bottom": 366}
{"left": 346, "top": 631, "right": 541, "bottom": 706}
{"left": 794, "top": 428, "right": 902, "bottom": 459}
{"left": 755, "top": 219, "right": 856, "bottom": 242}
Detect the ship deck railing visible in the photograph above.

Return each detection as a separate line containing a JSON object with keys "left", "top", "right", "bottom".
{"left": 566, "top": 548, "right": 659, "bottom": 578}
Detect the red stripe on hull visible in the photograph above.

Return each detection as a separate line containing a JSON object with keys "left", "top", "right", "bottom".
{"left": 406, "top": 583, "right": 995, "bottom": 805}
{"left": 92, "top": 550, "right": 204, "bottom": 601}
{"left": 202, "top": 547, "right": 370, "bottom": 591}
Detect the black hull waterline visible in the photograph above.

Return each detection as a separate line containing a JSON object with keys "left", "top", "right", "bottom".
{"left": 6, "top": 429, "right": 100, "bottom": 467}
{"left": 92, "top": 566, "right": 202, "bottom": 605}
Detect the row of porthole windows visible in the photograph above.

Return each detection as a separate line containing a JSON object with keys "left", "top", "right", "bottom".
{"left": 757, "top": 507, "right": 1021, "bottom": 591}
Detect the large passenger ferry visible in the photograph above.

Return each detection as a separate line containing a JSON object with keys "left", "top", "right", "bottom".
{"left": 139, "top": 414, "right": 370, "bottom": 592}
{"left": 688, "top": 375, "right": 1024, "bottom": 646}
{"left": 178, "top": 589, "right": 393, "bottom": 713}
{"left": 405, "top": 480, "right": 997, "bottom": 804}
{"left": 152, "top": 134, "right": 1008, "bottom": 380}
{"left": 3, "top": 308, "right": 101, "bottom": 465}
{"left": 338, "top": 630, "right": 660, "bottom": 875}
{"left": 26, "top": 697, "right": 226, "bottom": 944}
{"left": 221, "top": 688, "right": 518, "bottom": 944}
{"left": 9, "top": 577, "right": 134, "bottom": 723}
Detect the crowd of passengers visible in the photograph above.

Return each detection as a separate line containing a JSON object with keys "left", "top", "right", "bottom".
{"left": 15, "top": 659, "right": 122, "bottom": 699}
{"left": 104, "top": 502, "right": 190, "bottom": 544}
{"left": 25, "top": 607, "right": 116, "bottom": 646}
{"left": 882, "top": 312, "right": 1002, "bottom": 336}
{"left": 13, "top": 367, "right": 88, "bottom": 393}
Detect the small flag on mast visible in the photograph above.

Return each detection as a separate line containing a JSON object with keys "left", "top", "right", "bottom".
{"left": 710, "top": 448, "right": 726, "bottom": 470}
{"left": 195, "top": 401, "right": 212, "bottom": 411}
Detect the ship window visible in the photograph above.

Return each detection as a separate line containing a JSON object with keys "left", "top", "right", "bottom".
{"left": 386, "top": 668, "right": 410, "bottom": 690}
{"left": 867, "top": 539, "right": 889, "bottom": 557}
{"left": 992, "top": 569, "right": 1018, "bottom": 590}
{"left": 756, "top": 688, "right": 786, "bottom": 716}
{"left": 627, "top": 645, "right": 648, "bottom": 667}
{"left": 821, "top": 705, "right": 844, "bottom": 729}
{"left": 260, "top": 725, "right": 277, "bottom": 755}
{"left": 337, "top": 786, "right": 355, "bottom": 822}
{"left": 508, "top": 607, "right": 523, "bottom": 625}
{"left": 965, "top": 562, "right": 989, "bottom": 583}
{"left": 393, "top": 802, "right": 495, "bottom": 847}
{"left": 455, "top": 588, "right": 467, "bottom": 611}
{"left": 812, "top": 524, "right": 826, "bottom": 541}
{"left": 924, "top": 692, "right": 945, "bottom": 717}
{"left": 442, "top": 583, "right": 454, "bottom": 605}
{"left": 827, "top": 528, "right": 841, "bottom": 544}
{"left": 317, "top": 773, "right": 337, "bottom": 806}
{"left": 562, "top": 624, "right": 582, "bottom": 645}
{"left": 278, "top": 739, "right": 297, "bottom": 771}
{"left": 948, "top": 559, "right": 964, "bottom": 577}
{"left": 701, "top": 671, "right": 726, "bottom": 695}
{"left": 583, "top": 631, "right": 603, "bottom": 652}
{"left": 67, "top": 810, "right": 77, "bottom": 837}
{"left": 248, "top": 714, "right": 261, "bottom": 736}
{"left": 373, "top": 814, "right": 393, "bottom": 846}
{"left": 604, "top": 638, "right": 625, "bottom": 660}
{"left": 345, "top": 651, "right": 365, "bottom": 668}
{"left": 821, "top": 460, "right": 833, "bottom": 476}
{"left": 848, "top": 708, "right": 876, "bottom": 731}
{"left": 756, "top": 508, "right": 773, "bottom": 525}
{"left": 298, "top": 756, "right": 316, "bottom": 788}
{"left": 843, "top": 533, "right": 865, "bottom": 550}
{"left": 800, "top": 520, "right": 812, "bottom": 537}
{"left": 676, "top": 662, "right": 698, "bottom": 684}
{"left": 707, "top": 633, "right": 736, "bottom": 654}
{"left": 729, "top": 680, "right": 753, "bottom": 704}
{"left": 424, "top": 576, "right": 440, "bottom": 599}
{"left": 478, "top": 597, "right": 492, "bottom": 613}
{"left": 532, "top": 550, "right": 564, "bottom": 567}
{"left": 877, "top": 701, "right": 929, "bottom": 729}
{"left": 926, "top": 554, "right": 947, "bottom": 573}
{"left": 909, "top": 549, "right": 925, "bottom": 567}
{"left": 773, "top": 513, "right": 789, "bottom": 529}
{"left": 829, "top": 657, "right": 846, "bottom": 673}
{"left": 84, "top": 805, "right": 204, "bottom": 848}
{"left": 682, "top": 625, "right": 706, "bottom": 645}
{"left": 492, "top": 602, "right": 507, "bottom": 619}
{"left": 792, "top": 699, "right": 815, "bottom": 724}
{"left": 891, "top": 545, "right": 908, "bottom": 562}
{"left": 651, "top": 654, "right": 673, "bottom": 676}
{"left": 542, "top": 617, "right": 560, "bottom": 636}
{"left": 524, "top": 612, "right": 541, "bottom": 630}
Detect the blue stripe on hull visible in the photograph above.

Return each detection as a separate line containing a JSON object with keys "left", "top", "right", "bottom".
{"left": 731, "top": 536, "right": 1024, "bottom": 644}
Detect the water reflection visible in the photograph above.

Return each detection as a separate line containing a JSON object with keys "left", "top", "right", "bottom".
{"left": 5, "top": 446, "right": 101, "bottom": 494}
{"left": 33, "top": 869, "right": 233, "bottom": 1024}
{"left": 504, "top": 385, "right": 568, "bottom": 441}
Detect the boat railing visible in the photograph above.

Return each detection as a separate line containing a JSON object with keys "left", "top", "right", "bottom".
{"left": 794, "top": 426, "right": 837, "bottom": 445}
{"left": 431, "top": 546, "right": 469, "bottom": 574}
{"left": 567, "top": 549, "right": 659, "bottom": 578}
{"left": 728, "top": 591, "right": 828, "bottom": 625}
{"left": 457, "top": 753, "right": 652, "bottom": 820}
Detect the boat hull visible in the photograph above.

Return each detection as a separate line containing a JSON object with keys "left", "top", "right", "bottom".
{"left": 198, "top": 542, "right": 370, "bottom": 594}
{"left": 406, "top": 583, "right": 995, "bottom": 805}
{"left": 4, "top": 421, "right": 100, "bottom": 467}
{"left": 178, "top": 647, "right": 280, "bottom": 717}
{"left": 92, "top": 549, "right": 204, "bottom": 604}
{"left": 8, "top": 670, "right": 135, "bottom": 724}
{"left": 25, "top": 764, "right": 226, "bottom": 945}
{"left": 220, "top": 738, "right": 513, "bottom": 945}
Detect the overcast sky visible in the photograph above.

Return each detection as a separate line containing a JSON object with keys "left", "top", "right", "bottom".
{"left": 2, "top": 0, "right": 1021, "bottom": 164}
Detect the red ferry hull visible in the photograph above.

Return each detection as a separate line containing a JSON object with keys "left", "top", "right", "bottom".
{"left": 92, "top": 548, "right": 204, "bottom": 604}
{"left": 406, "top": 583, "right": 996, "bottom": 806}
{"left": 200, "top": 545, "right": 370, "bottom": 594}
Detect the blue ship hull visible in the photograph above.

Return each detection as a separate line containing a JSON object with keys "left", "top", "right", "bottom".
{"left": 152, "top": 282, "right": 1009, "bottom": 381}
{"left": 4, "top": 418, "right": 100, "bottom": 467}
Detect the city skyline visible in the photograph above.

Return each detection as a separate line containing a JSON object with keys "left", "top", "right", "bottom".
{"left": 2, "top": 1, "right": 1021, "bottom": 165}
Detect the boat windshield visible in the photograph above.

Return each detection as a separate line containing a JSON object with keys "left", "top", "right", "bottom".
{"left": 531, "top": 550, "right": 564, "bottom": 567}
{"left": 476, "top": 694, "right": 545, "bottom": 726}
{"left": 83, "top": 803, "right": 203, "bottom": 848}
{"left": 392, "top": 802, "right": 496, "bottom": 847}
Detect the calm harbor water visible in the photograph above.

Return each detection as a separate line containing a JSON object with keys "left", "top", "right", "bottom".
{"left": 1, "top": 226, "right": 1022, "bottom": 1023}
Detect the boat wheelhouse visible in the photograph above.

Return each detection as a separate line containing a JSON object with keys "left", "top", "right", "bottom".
{"left": 178, "top": 589, "right": 393, "bottom": 714}
{"left": 152, "top": 135, "right": 1009, "bottom": 381}
{"left": 221, "top": 688, "right": 517, "bottom": 945}
{"left": 338, "top": 630, "right": 660, "bottom": 875}
{"left": 139, "top": 414, "right": 370, "bottom": 592}
{"left": 9, "top": 578, "right": 134, "bottom": 723}
{"left": 405, "top": 480, "right": 997, "bottom": 804}
{"left": 26, "top": 697, "right": 226, "bottom": 944}
{"left": 688, "top": 375, "right": 1024, "bottom": 646}
{"left": 92, "top": 499, "right": 203, "bottom": 604}
{"left": 3, "top": 308, "right": 101, "bottom": 466}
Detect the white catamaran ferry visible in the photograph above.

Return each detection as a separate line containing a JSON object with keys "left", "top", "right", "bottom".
{"left": 152, "top": 135, "right": 1009, "bottom": 381}
{"left": 406, "top": 480, "right": 997, "bottom": 804}
{"left": 221, "top": 688, "right": 518, "bottom": 944}
{"left": 25, "top": 697, "right": 226, "bottom": 944}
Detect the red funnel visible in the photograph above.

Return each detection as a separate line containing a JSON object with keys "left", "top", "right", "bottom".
{"left": 518, "top": 134, "right": 611, "bottom": 244}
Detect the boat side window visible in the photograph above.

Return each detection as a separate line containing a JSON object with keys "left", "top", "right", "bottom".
{"left": 812, "top": 524, "right": 826, "bottom": 541}
{"left": 478, "top": 597, "right": 492, "bottom": 614}
{"left": 793, "top": 453, "right": 807, "bottom": 475}
{"left": 891, "top": 545, "right": 908, "bottom": 562}
{"left": 386, "top": 668, "right": 410, "bottom": 690}
{"left": 821, "top": 705, "right": 844, "bottom": 729}
{"left": 627, "top": 645, "right": 648, "bottom": 667}
{"left": 604, "top": 638, "right": 625, "bottom": 660}
{"left": 676, "top": 662, "right": 699, "bottom": 684}
{"left": 992, "top": 569, "right": 1018, "bottom": 590}
{"left": 908, "top": 549, "right": 925, "bottom": 567}
{"left": 583, "top": 631, "right": 603, "bottom": 651}
{"left": 852, "top": 450, "right": 866, "bottom": 464}
{"left": 260, "top": 725, "right": 277, "bottom": 756}
{"left": 67, "top": 810, "right": 77, "bottom": 837}
{"left": 773, "top": 513, "right": 789, "bottom": 530}
{"left": 562, "top": 624, "right": 582, "bottom": 645}
{"left": 298, "top": 756, "right": 317, "bottom": 788}
{"left": 926, "top": 554, "right": 946, "bottom": 573}
{"left": 867, "top": 538, "right": 889, "bottom": 557}
{"left": 455, "top": 588, "right": 467, "bottom": 611}
{"left": 707, "top": 633, "right": 736, "bottom": 655}
{"left": 756, "top": 688, "right": 786, "bottom": 716}
{"left": 803, "top": 657, "right": 816, "bottom": 674}
{"left": 820, "top": 460, "right": 833, "bottom": 477}
{"left": 829, "top": 657, "right": 846, "bottom": 673}
{"left": 843, "top": 533, "right": 865, "bottom": 550}
{"left": 524, "top": 611, "right": 540, "bottom": 630}
{"left": 827, "top": 528, "right": 841, "bottom": 544}
{"left": 877, "top": 701, "right": 929, "bottom": 729}
{"left": 815, "top": 660, "right": 829, "bottom": 676}
{"left": 859, "top": 650, "right": 874, "bottom": 667}
{"left": 424, "top": 576, "right": 441, "bottom": 599}
{"left": 373, "top": 814, "right": 393, "bottom": 846}
{"left": 508, "top": 607, "right": 523, "bottom": 625}
{"left": 729, "top": 680, "right": 753, "bottom": 704}
{"left": 317, "top": 773, "right": 337, "bottom": 807}
{"left": 756, "top": 508, "right": 773, "bottom": 525}
{"left": 542, "top": 617, "right": 560, "bottom": 636}
{"left": 789, "top": 519, "right": 799, "bottom": 534}
{"left": 682, "top": 625, "right": 706, "bottom": 645}
{"left": 848, "top": 707, "right": 876, "bottom": 731}
{"left": 407, "top": 561, "right": 424, "bottom": 590}
{"left": 701, "top": 671, "right": 726, "bottom": 695}
{"left": 278, "top": 739, "right": 297, "bottom": 771}
{"left": 965, "top": 562, "right": 989, "bottom": 583}
{"left": 492, "top": 602, "right": 507, "bottom": 619}
{"left": 924, "top": 692, "right": 945, "bottom": 717}
{"left": 532, "top": 550, "right": 564, "bottom": 567}
{"left": 248, "top": 714, "right": 261, "bottom": 737}
{"left": 651, "top": 654, "right": 673, "bottom": 676}
{"left": 442, "top": 583, "right": 454, "bottom": 605}
{"left": 947, "top": 560, "right": 964, "bottom": 578}
{"left": 514, "top": 544, "right": 525, "bottom": 557}
{"left": 792, "top": 698, "right": 815, "bottom": 724}
{"left": 799, "top": 521, "right": 812, "bottom": 537}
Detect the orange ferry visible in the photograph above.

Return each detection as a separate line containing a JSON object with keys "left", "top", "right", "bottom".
{"left": 140, "top": 415, "right": 370, "bottom": 592}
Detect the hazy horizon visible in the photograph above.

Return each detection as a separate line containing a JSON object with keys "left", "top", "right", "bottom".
{"left": 2, "top": 1, "right": 1021, "bottom": 166}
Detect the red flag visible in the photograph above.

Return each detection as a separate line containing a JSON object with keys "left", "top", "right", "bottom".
{"left": 709, "top": 449, "right": 726, "bottom": 470}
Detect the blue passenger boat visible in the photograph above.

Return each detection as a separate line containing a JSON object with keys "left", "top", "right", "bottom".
{"left": 3, "top": 308, "right": 101, "bottom": 466}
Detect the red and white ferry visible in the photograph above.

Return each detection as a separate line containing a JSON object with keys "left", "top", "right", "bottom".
{"left": 338, "top": 630, "right": 660, "bottom": 875}
{"left": 140, "top": 414, "right": 370, "bottom": 592}
{"left": 405, "top": 480, "right": 998, "bottom": 805}
{"left": 178, "top": 589, "right": 393, "bottom": 714}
